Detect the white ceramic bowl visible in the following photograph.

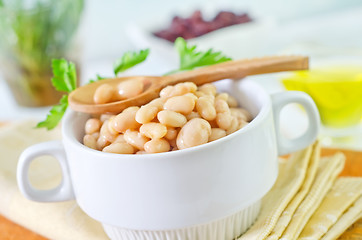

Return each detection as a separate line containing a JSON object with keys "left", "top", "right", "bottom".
{"left": 17, "top": 79, "right": 319, "bottom": 240}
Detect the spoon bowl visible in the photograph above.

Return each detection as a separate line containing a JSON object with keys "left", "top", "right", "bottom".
{"left": 69, "top": 56, "right": 309, "bottom": 114}
{"left": 69, "top": 76, "right": 165, "bottom": 114}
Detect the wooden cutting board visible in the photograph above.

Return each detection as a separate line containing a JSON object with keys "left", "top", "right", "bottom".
{"left": 0, "top": 148, "right": 361, "bottom": 240}
{"left": 322, "top": 148, "right": 362, "bottom": 240}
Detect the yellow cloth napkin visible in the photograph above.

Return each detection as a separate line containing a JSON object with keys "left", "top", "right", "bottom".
{"left": 238, "top": 143, "right": 315, "bottom": 239}
{"left": 279, "top": 153, "right": 345, "bottom": 239}
{"left": 321, "top": 196, "right": 362, "bottom": 240}
{"left": 266, "top": 142, "right": 321, "bottom": 240}
{"left": 0, "top": 120, "right": 108, "bottom": 240}
{"left": 299, "top": 177, "right": 362, "bottom": 239}
{"left": 239, "top": 142, "right": 350, "bottom": 240}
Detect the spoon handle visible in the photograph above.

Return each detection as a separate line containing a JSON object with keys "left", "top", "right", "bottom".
{"left": 164, "top": 56, "right": 309, "bottom": 86}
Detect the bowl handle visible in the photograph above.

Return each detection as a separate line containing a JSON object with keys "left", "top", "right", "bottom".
{"left": 17, "top": 140, "right": 75, "bottom": 202}
{"left": 271, "top": 91, "right": 320, "bottom": 156}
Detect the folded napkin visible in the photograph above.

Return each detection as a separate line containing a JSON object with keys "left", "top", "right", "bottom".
{"left": 266, "top": 142, "right": 321, "bottom": 240}
{"left": 0, "top": 121, "right": 108, "bottom": 240}
{"left": 239, "top": 141, "right": 362, "bottom": 240}
{"left": 279, "top": 152, "right": 344, "bottom": 239}
{"left": 239, "top": 142, "right": 317, "bottom": 240}
{"left": 299, "top": 177, "right": 362, "bottom": 239}
{"left": 321, "top": 196, "right": 362, "bottom": 240}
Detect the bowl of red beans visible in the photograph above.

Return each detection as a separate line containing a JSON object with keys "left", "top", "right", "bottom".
{"left": 126, "top": 9, "right": 275, "bottom": 60}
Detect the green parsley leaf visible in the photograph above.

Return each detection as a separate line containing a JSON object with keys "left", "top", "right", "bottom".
{"left": 0, "top": 0, "right": 4, "bottom": 7}
{"left": 174, "top": 37, "right": 231, "bottom": 72}
{"left": 51, "top": 59, "right": 77, "bottom": 93}
{"left": 113, "top": 49, "right": 150, "bottom": 75}
{"left": 37, "top": 58, "right": 78, "bottom": 130}
{"left": 36, "top": 95, "right": 68, "bottom": 130}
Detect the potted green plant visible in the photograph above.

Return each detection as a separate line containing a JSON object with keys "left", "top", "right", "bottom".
{"left": 0, "top": 0, "right": 84, "bottom": 107}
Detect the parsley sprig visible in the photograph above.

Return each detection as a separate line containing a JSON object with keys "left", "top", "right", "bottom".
{"left": 37, "top": 49, "right": 150, "bottom": 130}
{"left": 36, "top": 59, "right": 76, "bottom": 130}
{"left": 36, "top": 95, "right": 69, "bottom": 130}
{"left": 114, "top": 49, "right": 150, "bottom": 75}
{"left": 51, "top": 59, "right": 77, "bottom": 92}
{"left": 166, "top": 37, "right": 231, "bottom": 74}
{"left": 89, "top": 49, "right": 150, "bottom": 83}
{"left": 37, "top": 38, "right": 232, "bottom": 130}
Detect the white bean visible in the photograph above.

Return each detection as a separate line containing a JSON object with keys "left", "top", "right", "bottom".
{"left": 183, "top": 82, "right": 197, "bottom": 93}
{"left": 117, "top": 78, "right": 144, "bottom": 99}
{"left": 107, "top": 117, "right": 120, "bottom": 135}
{"left": 160, "top": 83, "right": 192, "bottom": 99}
{"left": 226, "top": 117, "right": 239, "bottom": 135}
{"left": 102, "top": 142, "right": 135, "bottom": 154}
{"left": 196, "top": 97, "right": 216, "bottom": 121}
{"left": 111, "top": 106, "right": 140, "bottom": 133}
{"left": 100, "top": 120, "right": 118, "bottom": 142}
{"left": 160, "top": 86, "right": 174, "bottom": 99}
{"left": 227, "top": 95, "right": 238, "bottom": 107}
{"left": 176, "top": 118, "right": 211, "bottom": 150}
{"left": 114, "top": 134, "right": 126, "bottom": 143}
{"left": 215, "top": 93, "right": 229, "bottom": 102}
{"left": 135, "top": 105, "right": 159, "bottom": 124}
{"left": 100, "top": 114, "right": 115, "bottom": 123}
{"left": 194, "top": 91, "right": 207, "bottom": 98}
{"left": 203, "top": 94, "right": 215, "bottom": 103}
{"left": 148, "top": 98, "right": 165, "bottom": 110}
{"left": 96, "top": 135, "right": 110, "bottom": 150}
{"left": 157, "top": 110, "right": 187, "bottom": 127}
{"left": 216, "top": 112, "right": 233, "bottom": 130}
{"left": 164, "top": 127, "right": 178, "bottom": 140}
{"left": 83, "top": 134, "right": 97, "bottom": 149}
{"left": 186, "top": 111, "right": 201, "bottom": 120}
{"left": 140, "top": 123, "right": 167, "bottom": 139}
{"left": 174, "top": 83, "right": 191, "bottom": 96}
{"left": 124, "top": 130, "right": 149, "bottom": 150}
{"left": 94, "top": 84, "right": 116, "bottom": 104}
{"left": 85, "top": 118, "right": 102, "bottom": 134}
{"left": 214, "top": 99, "right": 230, "bottom": 114}
{"left": 164, "top": 95, "right": 195, "bottom": 115}
{"left": 199, "top": 83, "right": 217, "bottom": 96}
{"left": 209, "top": 128, "right": 227, "bottom": 142}
{"left": 144, "top": 138, "right": 170, "bottom": 153}
{"left": 184, "top": 93, "right": 198, "bottom": 101}
{"left": 92, "top": 132, "right": 100, "bottom": 139}
{"left": 230, "top": 108, "right": 252, "bottom": 122}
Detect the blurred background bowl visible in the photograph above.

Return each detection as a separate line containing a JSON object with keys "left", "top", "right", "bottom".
{"left": 125, "top": 8, "right": 276, "bottom": 65}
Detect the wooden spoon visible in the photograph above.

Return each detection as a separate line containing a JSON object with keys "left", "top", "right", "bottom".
{"left": 69, "top": 55, "right": 308, "bottom": 114}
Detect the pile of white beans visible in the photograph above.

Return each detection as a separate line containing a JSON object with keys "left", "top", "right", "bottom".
{"left": 83, "top": 82, "right": 252, "bottom": 154}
